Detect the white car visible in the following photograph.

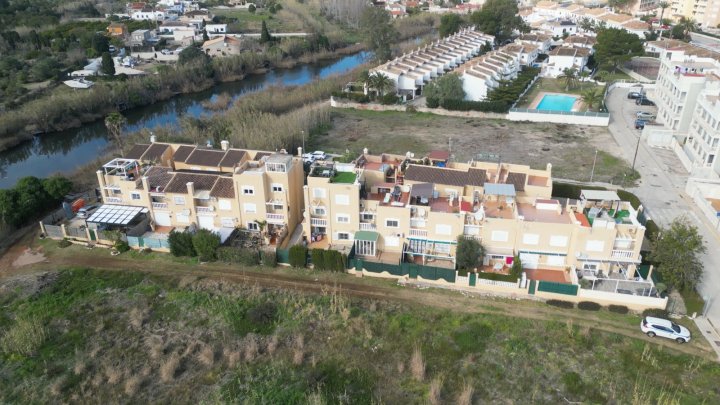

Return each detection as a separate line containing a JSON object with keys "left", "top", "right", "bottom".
{"left": 160, "top": 49, "right": 173, "bottom": 55}
{"left": 641, "top": 316, "right": 691, "bottom": 343}
{"left": 302, "top": 153, "right": 315, "bottom": 163}
{"left": 77, "top": 205, "right": 99, "bottom": 219}
{"left": 311, "top": 151, "right": 328, "bottom": 160}
{"left": 636, "top": 111, "right": 656, "bottom": 120}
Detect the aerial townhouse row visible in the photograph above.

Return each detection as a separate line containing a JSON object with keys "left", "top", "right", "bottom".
{"left": 455, "top": 45, "right": 523, "bottom": 101}
{"left": 95, "top": 139, "right": 304, "bottom": 244}
{"left": 529, "top": 2, "right": 652, "bottom": 38}
{"left": 301, "top": 150, "right": 646, "bottom": 281}
{"left": 370, "top": 28, "right": 494, "bottom": 100}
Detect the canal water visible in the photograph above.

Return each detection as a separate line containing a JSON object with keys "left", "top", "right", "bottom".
{"left": 0, "top": 52, "right": 369, "bottom": 189}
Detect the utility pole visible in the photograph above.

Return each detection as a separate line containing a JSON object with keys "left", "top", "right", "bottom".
{"left": 631, "top": 132, "right": 642, "bottom": 172}
{"left": 301, "top": 130, "right": 305, "bottom": 153}
{"left": 590, "top": 149, "right": 598, "bottom": 182}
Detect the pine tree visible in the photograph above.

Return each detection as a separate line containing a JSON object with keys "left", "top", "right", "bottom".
{"left": 101, "top": 52, "right": 115, "bottom": 76}
{"left": 260, "top": 20, "right": 272, "bottom": 43}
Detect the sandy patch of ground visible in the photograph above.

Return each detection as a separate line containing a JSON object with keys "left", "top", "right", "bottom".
{"left": 12, "top": 247, "right": 47, "bottom": 268}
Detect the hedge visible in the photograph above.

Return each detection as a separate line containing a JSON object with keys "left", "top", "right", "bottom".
{"left": 331, "top": 91, "right": 370, "bottom": 103}
{"left": 546, "top": 299, "right": 575, "bottom": 309}
{"left": 617, "top": 190, "right": 641, "bottom": 210}
{"left": 260, "top": 250, "right": 277, "bottom": 267}
{"left": 439, "top": 99, "right": 508, "bottom": 113}
{"left": 642, "top": 308, "right": 669, "bottom": 318}
{"left": 311, "top": 249, "right": 326, "bottom": 270}
{"left": 426, "top": 97, "right": 440, "bottom": 108}
{"left": 551, "top": 182, "right": 606, "bottom": 199}
{"left": 216, "top": 247, "right": 260, "bottom": 265}
{"left": 380, "top": 93, "right": 400, "bottom": 105}
{"left": 608, "top": 304, "right": 629, "bottom": 314}
{"left": 476, "top": 272, "right": 518, "bottom": 282}
{"left": 644, "top": 219, "right": 659, "bottom": 241}
{"left": 577, "top": 301, "right": 601, "bottom": 311}
{"left": 289, "top": 245, "right": 307, "bottom": 268}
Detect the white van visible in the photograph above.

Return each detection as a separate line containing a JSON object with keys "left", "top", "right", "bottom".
{"left": 640, "top": 316, "right": 691, "bottom": 343}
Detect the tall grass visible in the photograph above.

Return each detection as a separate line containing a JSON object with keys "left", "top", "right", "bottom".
{"left": 0, "top": 316, "right": 48, "bottom": 356}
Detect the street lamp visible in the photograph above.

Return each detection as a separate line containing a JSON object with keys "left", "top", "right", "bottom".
{"left": 590, "top": 149, "right": 598, "bottom": 182}
{"left": 301, "top": 130, "right": 305, "bottom": 152}
{"left": 631, "top": 132, "right": 642, "bottom": 172}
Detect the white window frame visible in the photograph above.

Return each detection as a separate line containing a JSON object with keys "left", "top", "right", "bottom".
{"left": 247, "top": 222, "right": 259, "bottom": 231}
{"left": 243, "top": 203, "right": 257, "bottom": 213}
{"left": 313, "top": 206, "right": 326, "bottom": 216}
{"left": 174, "top": 196, "right": 185, "bottom": 205}
{"left": 435, "top": 224, "right": 452, "bottom": 235}
{"left": 131, "top": 192, "right": 141, "bottom": 200}
{"left": 337, "top": 232, "right": 351, "bottom": 240}
{"left": 549, "top": 235, "right": 568, "bottom": 247}
{"left": 241, "top": 186, "right": 255, "bottom": 195}
{"left": 176, "top": 213, "right": 190, "bottom": 223}
{"left": 313, "top": 188, "right": 327, "bottom": 198}
{"left": 491, "top": 231, "right": 509, "bottom": 242}
{"left": 218, "top": 199, "right": 232, "bottom": 211}
{"left": 385, "top": 219, "right": 400, "bottom": 228}
{"left": 271, "top": 183, "right": 283, "bottom": 192}
{"left": 221, "top": 217, "right": 235, "bottom": 227}
{"left": 585, "top": 240, "right": 605, "bottom": 252}
{"left": 336, "top": 214, "right": 350, "bottom": 224}
{"left": 335, "top": 194, "right": 350, "bottom": 205}
{"left": 522, "top": 233, "right": 540, "bottom": 245}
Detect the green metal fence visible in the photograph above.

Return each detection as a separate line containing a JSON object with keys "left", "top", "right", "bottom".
{"left": 537, "top": 281, "right": 578, "bottom": 296}
{"left": 276, "top": 248, "right": 290, "bottom": 264}
{"left": 349, "top": 258, "right": 455, "bottom": 283}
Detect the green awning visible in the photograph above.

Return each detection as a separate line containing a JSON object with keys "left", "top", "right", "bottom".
{"left": 354, "top": 231, "right": 379, "bottom": 242}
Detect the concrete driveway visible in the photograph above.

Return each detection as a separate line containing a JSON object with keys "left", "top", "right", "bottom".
{"left": 605, "top": 87, "right": 720, "bottom": 338}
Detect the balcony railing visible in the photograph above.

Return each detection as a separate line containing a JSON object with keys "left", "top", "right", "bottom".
{"left": 359, "top": 222, "right": 376, "bottom": 231}
{"left": 266, "top": 213, "right": 285, "bottom": 224}
{"left": 311, "top": 218, "right": 327, "bottom": 227}
{"left": 410, "top": 218, "right": 426, "bottom": 228}
{"left": 196, "top": 206, "right": 215, "bottom": 214}
{"left": 105, "top": 197, "right": 122, "bottom": 204}
{"left": 611, "top": 249, "right": 635, "bottom": 259}
{"left": 409, "top": 229, "right": 428, "bottom": 238}
{"left": 152, "top": 202, "right": 168, "bottom": 210}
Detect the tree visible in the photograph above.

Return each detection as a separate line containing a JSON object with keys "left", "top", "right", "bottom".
{"left": 558, "top": 68, "right": 578, "bottom": 91}
{"left": 360, "top": 7, "right": 397, "bottom": 62}
{"left": 509, "top": 255, "right": 522, "bottom": 278}
{"left": 42, "top": 176, "right": 72, "bottom": 201}
{"left": 439, "top": 14, "right": 463, "bottom": 38}
{"left": 178, "top": 45, "right": 209, "bottom": 65}
{"left": 104, "top": 112, "right": 126, "bottom": 157}
{"left": 579, "top": 18, "right": 594, "bottom": 32}
{"left": 260, "top": 20, "right": 273, "bottom": 43}
{"left": 678, "top": 16, "right": 698, "bottom": 38}
{"left": 101, "top": 52, "right": 115, "bottom": 76}
{"left": 248, "top": 4, "right": 256, "bottom": 13}
{"left": 168, "top": 230, "right": 196, "bottom": 257}
{"left": 580, "top": 88, "right": 603, "bottom": 110}
{"left": 456, "top": 236, "right": 484, "bottom": 271}
{"left": 0, "top": 189, "right": 22, "bottom": 227}
{"left": 470, "top": 0, "right": 528, "bottom": 43}
{"left": 192, "top": 229, "right": 221, "bottom": 262}
{"left": 650, "top": 216, "right": 706, "bottom": 292}
{"left": 202, "top": 29, "right": 209, "bottom": 42}
{"left": 657, "top": 1, "right": 670, "bottom": 39}
{"left": 593, "top": 28, "right": 644, "bottom": 71}
{"left": 15, "top": 176, "right": 49, "bottom": 219}
{"left": 423, "top": 73, "right": 465, "bottom": 103}
{"left": 91, "top": 33, "right": 110, "bottom": 56}
{"left": 369, "top": 72, "right": 394, "bottom": 97}
{"left": 670, "top": 24, "right": 687, "bottom": 40}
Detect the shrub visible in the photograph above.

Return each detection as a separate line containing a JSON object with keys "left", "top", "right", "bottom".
{"left": 405, "top": 104, "right": 417, "bottom": 113}
{"left": 425, "top": 97, "right": 440, "bottom": 108}
{"left": 456, "top": 236, "right": 484, "bottom": 271}
{"left": 261, "top": 250, "right": 277, "bottom": 267}
{"left": 216, "top": 247, "right": 260, "bottom": 265}
{"left": 645, "top": 219, "right": 659, "bottom": 241}
{"left": 546, "top": 299, "right": 575, "bottom": 309}
{"left": 439, "top": 98, "right": 508, "bottom": 112}
{"left": 509, "top": 255, "right": 522, "bottom": 278}
{"left": 642, "top": 308, "right": 669, "bottom": 318}
{"left": 192, "top": 229, "right": 221, "bottom": 262}
{"left": 608, "top": 305, "right": 629, "bottom": 314}
{"left": 289, "top": 245, "right": 307, "bottom": 268}
{"left": 0, "top": 316, "right": 47, "bottom": 356}
{"left": 247, "top": 302, "right": 277, "bottom": 325}
{"left": 617, "top": 190, "right": 641, "bottom": 210}
{"left": 578, "top": 301, "right": 601, "bottom": 311}
{"left": 58, "top": 239, "right": 72, "bottom": 248}
{"left": 114, "top": 240, "right": 130, "bottom": 253}
{"left": 380, "top": 93, "right": 399, "bottom": 105}
{"left": 476, "top": 272, "right": 517, "bottom": 282}
{"left": 168, "top": 230, "right": 196, "bottom": 257}
{"left": 322, "top": 250, "right": 346, "bottom": 272}
{"left": 311, "top": 249, "right": 326, "bottom": 270}
{"left": 331, "top": 91, "right": 369, "bottom": 103}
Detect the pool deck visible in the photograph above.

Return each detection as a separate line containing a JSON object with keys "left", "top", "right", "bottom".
{"left": 528, "top": 92, "right": 584, "bottom": 112}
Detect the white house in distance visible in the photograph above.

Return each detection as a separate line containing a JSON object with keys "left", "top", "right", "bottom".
{"left": 562, "top": 35, "right": 596, "bottom": 49}
{"left": 370, "top": 28, "right": 494, "bottom": 100}
{"left": 517, "top": 33, "right": 552, "bottom": 53}
{"left": 542, "top": 19, "right": 577, "bottom": 37}
{"left": 503, "top": 42, "right": 540, "bottom": 66}
{"left": 205, "top": 23, "right": 227, "bottom": 34}
{"left": 458, "top": 45, "right": 522, "bottom": 101}
{"left": 543, "top": 46, "right": 591, "bottom": 77}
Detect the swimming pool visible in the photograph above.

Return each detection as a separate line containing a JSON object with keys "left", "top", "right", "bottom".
{"left": 536, "top": 94, "right": 577, "bottom": 111}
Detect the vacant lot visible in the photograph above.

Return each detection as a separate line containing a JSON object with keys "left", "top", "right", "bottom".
{"left": 318, "top": 109, "right": 636, "bottom": 185}
{"left": 1, "top": 265, "right": 718, "bottom": 404}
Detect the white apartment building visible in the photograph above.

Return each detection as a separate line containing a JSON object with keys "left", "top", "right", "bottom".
{"left": 670, "top": 0, "right": 720, "bottom": 28}
{"left": 685, "top": 90, "right": 720, "bottom": 171}
{"left": 544, "top": 46, "right": 591, "bottom": 77}
{"left": 458, "top": 46, "right": 522, "bottom": 101}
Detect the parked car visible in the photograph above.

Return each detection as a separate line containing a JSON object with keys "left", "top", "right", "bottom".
{"left": 302, "top": 153, "right": 315, "bottom": 163}
{"left": 635, "top": 119, "right": 646, "bottom": 130}
{"left": 108, "top": 45, "right": 117, "bottom": 53}
{"left": 636, "top": 111, "right": 656, "bottom": 120}
{"left": 160, "top": 49, "right": 173, "bottom": 55}
{"left": 311, "top": 151, "right": 328, "bottom": 160}
{"left": 636, "top": 97, "right": 656, "bottom": 106}
{"left": 640, "top": 316, "right": 691, "bottom": 343}
{"left": 627, "top": 91, "right": 643, "bottom": 99}
{"left": 77, "top": 204, "right": 100, "bottom": 219}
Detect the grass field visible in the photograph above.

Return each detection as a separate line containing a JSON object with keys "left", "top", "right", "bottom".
{"left": 318, "top": 109, "right": 638, "bottom": 186}
{"left": 1, "top": 267, "right": 718, "bottom": 403}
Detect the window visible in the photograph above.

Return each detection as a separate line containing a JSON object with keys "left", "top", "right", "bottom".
{"left": 585, "top": 240, "right": 605, "bottom": 252}
{"left": 313, "top": 206, "right": 326, "bottom": 216}
{"left": 221, "top": 217, "right": 235, "bottom": 227}
{"left": 242, "top": 186, "right": 254, "bottom": 195}
{"left": 335, "top": 194, "right": 350, "bottom": 205}
{"left": 174, "top": 196, "right": 185, "bottom": 205}
{"left": 336, "top": 214, "right": 350, "bottom": 223}
{"left": 435, "top": 224, "right": 452, "bottom": 235}
{"left": 549, "top": 235, "right": 568, "bottom": 247}
{"left": 434, "top": 243, "right": 451, "bottom": 254}
{"left": 313, "top": 188, "right": 327, "bottom": 198}
{"left": 385, "top": 219, "right": 399, "bottom": 228}
{"left": 271, "top": 184, "right": 283, "bottom": 192}
{"left": 131, "top": 192, "right": 141, "bottom": 200}
{"left": 522, "top": 234, "right": 539, "bottom": 245}
{"left": 360, "top": 212, "right": 375, "bottom": 221}
{"left": 218, "top": 199, "right": 232, "bottom": 211}
{"left": 491, "top": 231, "right": 509, "bottom": 242}
{"left": 247, "top": 222, "right": 259, "bottom": 231}
{"left": 176, "top": 213, "right": 190, "bottom": 223}
{"left": 337, "top": 232, "right": 350, "bottom": 240}
{"left": 243, "top": 203, "right": 257, "bottom": 213}
{"left": 385, "top": 236, "right": 400, "bottom": 247}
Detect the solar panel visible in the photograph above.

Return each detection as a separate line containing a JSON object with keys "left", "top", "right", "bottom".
{"left": 87, "top": 204, "right": 144, "bottom": 225}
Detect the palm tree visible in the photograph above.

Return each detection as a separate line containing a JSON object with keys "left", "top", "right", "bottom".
{"left": 358, "top": 70, "right": 371, "bottom": 94}
{"left": 581, "top": 88, "right": 603, "bottom": 111}
{"left": 558, "top": 68, "right": 578, "bottom": 91}
{"left": 370, "top": 73, "right": 394, "bottom": 97}
{"left": 657, "top": 1, "right": 671, "bottom": 39}
{"left": 679, "top": 16, "right": 698, "bottom": 39}
{"left": 104, "top": 112, "right": 127, "bottom": 157}
{"left": 579, "top": 70, "right": 590, "bottom": 89}
{"left": 579, "top": 18, "right": 594, "bottom": 32}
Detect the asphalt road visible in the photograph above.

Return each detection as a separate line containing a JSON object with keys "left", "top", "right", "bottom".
{"left": 606, "top": 88, "right": 720, "bottom": 334}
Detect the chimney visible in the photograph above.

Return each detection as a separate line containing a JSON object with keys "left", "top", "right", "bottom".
{"left": 298, "top": 146, "right": 303, "bottom": 157}
{"left": 141, "top": 176, "right": 149, "bottom": 192}
{"left": 221, "top": 140, "right": 229, "bottom": 151}
{"left": 363, "top": 147, "right": 369, "bottom": 155}
{"left": 546, "top": 163, "right": 552, "bottom": 173}
{"left": 150, "top": 134, "right": 157, "bottom": 143}
{"left": 186, "top": 182, "right": 194, "bottom": 197}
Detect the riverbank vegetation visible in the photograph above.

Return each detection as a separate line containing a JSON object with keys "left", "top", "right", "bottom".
{"left": 0, "top": 175, "right": 72, "bottom": 228}
{"left": 1, "top": 267, "right": 718, "bottom": 403}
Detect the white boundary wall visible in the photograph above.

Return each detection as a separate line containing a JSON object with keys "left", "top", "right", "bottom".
{"left": 507, "top": 110, "right": 610, "bottom": 126}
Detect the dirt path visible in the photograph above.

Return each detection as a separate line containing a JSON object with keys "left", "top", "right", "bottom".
{"left": 9, "top": 248, "right": 711, "bottom": 360}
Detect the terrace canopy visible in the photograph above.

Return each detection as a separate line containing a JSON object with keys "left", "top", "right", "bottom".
{"left": 484, "top": 183, "right": 516, "bottom": 197}
{"left": 580, "top": 190, "right": 620, "bottom": 201}
{"left": 87, "top": 204, "right": 147, "bottom": 227}
{"left": 354, "top": 231, "right": 378, "bottom": 257}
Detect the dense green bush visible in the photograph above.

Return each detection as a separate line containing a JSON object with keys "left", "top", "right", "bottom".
{"left": 261, "top": 250, "right": 277, "bottom": 267}
{"left": 325, "top": 250, "right": 346, "bottom": 272}
{"left": 608, "top": 304, "right": 629, "bottom": 314}
{"left": 331, "top": 91, "right": 370, "bottom": 103}
{"left": 168, "top": 230, "right": 196, "bottom": 257}
{"left": 311, "top": 249, "right": 326, "bottom": 270}
{"left": 644, "top": 219, "right": 659, "bottom": 241}
{"left": 425, "top": 97, "right": 440, "bottom": 108}
{"left": 476, "top": 272, "right": 517, "bottom": 282}
{"left": 439, "top": 99, "right": 508, "bottom": 113}
{"left": 380, "top": 93, "right": 399, "bottom": 105}
{"left": 0, "top": 175, "right": 73, "bottom": 228}
{"left": 192, "top": 229, "right": 221, "bottom": 262}
{"left": 578, "top": 301, "right": 601, "bottom": 311}
{"left": 546, "top": 299, "right": 575, "bottom": 309}
{"left": 617, "top": 190, "right": 641, "bottom": 210}
{"left": 289, "top": 245, "right": 307, "bottom": 268}
{"left": 216, "top": 247, "right": 260, "bottom": 265}
{"left": 642, "top": 308, "right": 669, "bottom": 318}
{"left": 114, "top": 240, "right": 130, "bottom": 253}
{"left": 57, "top": 239, "right": 72, "bottom": 248}
{"left": 247, "top": 302, "right": 277, "bottom": 325}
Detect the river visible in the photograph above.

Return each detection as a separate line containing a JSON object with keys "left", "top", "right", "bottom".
{"left": 0, "top": 52, "right": 369, "bottom": 189}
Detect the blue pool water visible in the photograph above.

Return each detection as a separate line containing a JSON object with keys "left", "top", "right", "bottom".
{"left": 536, "top": 94, "right": 577, "bottom": 111}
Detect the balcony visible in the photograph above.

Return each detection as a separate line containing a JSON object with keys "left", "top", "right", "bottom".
{"left": 196, "top": 206, "right": 215, "bottom": 214}
{"left": 266, "top": 213, "right": 285, "bottom": 224}
{"left": 152, "top": 202, "right": 169, "bottom": 210}
{"left": 311, "top": 218, "right": 327, "bottom": 227}
{"left": 359, "top": 222, "right": 376, "bottom": 231}
{"left": 410, "top": 218, "right": 427, "bottom": 228}
{"left": 105, "top": 197, "right": 122, "bottom": 204}
{"left": 611, "top": 249, "right": 635, "bottom": 260}
{"left": 409, "top": 229, "right": 428, "bottom": 238}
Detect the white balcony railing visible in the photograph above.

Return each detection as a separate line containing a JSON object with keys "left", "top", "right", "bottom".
{"left": 311, "top": 218, "right": 327, "bottom": 227}
{"left": 196, "top": 206, "right": 214, "bottom": 214}
{"left": 359, "top": 222, "right": 376, "bottom": 231}
{"left": 611, "top": 249, "right": 635, "bottom": 259}
{"left": 266, "top": 213, "right": 284, "bottom": 224}
{"left": 105, "top": 197, "right": 122, "bottom": 204}
{"left": 152, "top": 202, "right": 168, "bottom": 210}
{"left": 409, "top": 229, "right": 428, "bottom": 238}
{"left": 410, "top": 218, "right": 426, "bottom": 228}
